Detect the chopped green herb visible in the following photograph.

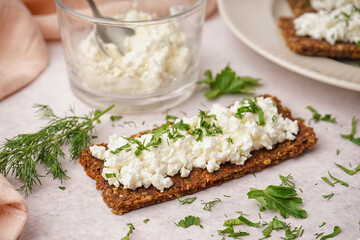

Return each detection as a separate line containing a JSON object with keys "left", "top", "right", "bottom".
{"left": 237, "top": 215, "right": 260, "bottom": 227}
{"left": 320, "top": 226, "right": 341, "bottom": 240}
{"left": 262, "top": 217, "right": 288, "bottom": 238}
{"left": 355, "top": 163, "right": 360, "bottom": 172}
{"left": 218, "top": 226, "right": 235, "bottom": 235}
{"left": 105, "top": 173, "right": 116, "bottom": 178}
{"left": 227, "top": 137, "right": 233, "bottom": 144}
{"left": 198, "top": 110, "right": 223, "bottom": 137}
{"left": 299, "top": 188, "right": 303, "bottom": 193}
{"left": 315, "top": 232, "right": 325, "bottom": 239}
{"left": 223, "top": 218, "right": 243, "bottom": 226}
{"left": 321, "top": 177, "right": 335, "bottom": 187}
{"left": 322, "top": 193, "right": 334, "bottom": 200}
{"left": 218, "top": 225, "right": 249, "bottom": 238}
{"left": 228, "top": 231, "right": 250, "bottom": 238}
{"left": 319, "top": 222, "right": 326, "bottom": 228}
{"left": 178, "top": 197, "right": 197, "bottom": 205}
{"left": 223, "top": 195, "right": 231, "bottom": 198}
{"left": 58, "top": 186, "right": 66, "bottom": 190}
{"left": 143, "top": 218, "right": 149, "bottom": 223}
{"left": 279, "top": 174, "right": 295, "bottom": 188}
{"left": 306, "top": 106, "right": 336, "bottom": 123}
{"left": 284, "top": 225, "right": 303, "bottom": 239}
{"left": 110, "top": 115, "right": 123, "bottom": 121}
{"left": 247, "top": 185, "right": 307, "bottom": 219}
{"left": 335, "top": 163, "right": 357, "bottom": 175}
{"left": 121, "top": 223, "right": 135, "bottom": 240}
{"left": 341, "top": 116, "right": 360, "bottom": 146}
{"left": 328, "top": 171, "right": 349, "bottom": 187}
{"left": 234, "top": 98, "right": 265, "bottom": 126}
{"left": 197, "top": 65, "right": 260, "bottom": 99}
{"left": 296, "top": 117, "right": 305, "bottom": 122}
{"left": 122, "top": 137, "right": 149, "bottom": 157}
{"left": 202, "top": 198, "right": 221, "bottom": 211}
{"left": 336, "top": 149, "right": 340, "bottom": 155}
{"left": 272, "top": 115, "right": 277, "bottom": 122}
{"left": 175, "top": 215, "right": 203, "bottom": 228}
{"left": 111, "top": 143, "right": 131, "bottom": 154}
{"left": 165, "top": 115, "right": 178, "bottom": 122}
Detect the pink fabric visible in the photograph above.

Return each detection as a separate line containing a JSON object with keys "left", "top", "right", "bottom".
{"left": 0, "top": 174, "right": 28, "bottom": 240}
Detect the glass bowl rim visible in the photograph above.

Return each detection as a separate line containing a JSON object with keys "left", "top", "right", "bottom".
{"left": 54, "top": 0, "right": 206, "bottom": 25}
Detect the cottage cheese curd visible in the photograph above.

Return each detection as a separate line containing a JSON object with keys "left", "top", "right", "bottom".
{"left": 310, "top": 0, "right": 360, "bottom": 11}
{"left": 77, "top": 10, "right": 190, "bottom": 95}
{"left": 294, "top": 4, "right": 360, "bottom": 45}
{"left": 90, "top": 97, "right": 299, "bottom": 191}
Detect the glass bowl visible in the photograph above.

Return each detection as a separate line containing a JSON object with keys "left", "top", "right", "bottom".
{"left": 55, "top": 0, "right": 206, "bottom": 113}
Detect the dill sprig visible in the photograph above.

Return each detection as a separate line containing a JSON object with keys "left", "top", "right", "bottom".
{"left": 0, "top": 104, "right": 114, "bottom": 196}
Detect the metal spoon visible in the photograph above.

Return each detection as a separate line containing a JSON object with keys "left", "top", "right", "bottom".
{"left": 86, "top": 0, "right": 134, "bottom": 56}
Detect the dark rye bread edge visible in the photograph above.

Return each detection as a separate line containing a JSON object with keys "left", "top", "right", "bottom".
{"left": 278, "top": 17, "right": 360, "bottom": 59}
{"left": 79, "top": 95, "right": 317, "bottom": 215}
{"left": 286, "top": 0, "right": 315, "bottom": 17}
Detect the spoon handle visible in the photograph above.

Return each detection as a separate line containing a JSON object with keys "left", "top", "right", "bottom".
{"left": 86, "top": 0, "right": 102, "bottom": 18}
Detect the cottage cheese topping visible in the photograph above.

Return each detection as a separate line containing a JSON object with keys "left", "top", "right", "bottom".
{"left": 310, "top": 0, "right": 360, "bottom": 11}
{"left": 90, "top": 97, "right": 299, "bottom": 191}
{"left": 294, "top": 4, "right": 360, "bottom": 45}
{"left": 77, "top": 10, "right": 190, "bottom": 95}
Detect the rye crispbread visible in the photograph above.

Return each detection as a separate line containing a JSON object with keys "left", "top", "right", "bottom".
{"left": 79, "top": 95, "right": 317, "bottom": 215}
{"left": 278, "top": 17, "right": 360, "bottom": 58}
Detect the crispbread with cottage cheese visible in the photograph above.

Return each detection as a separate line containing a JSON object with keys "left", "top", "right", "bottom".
{"left": 79, "top": 95, "right": 317, "bottom": 215}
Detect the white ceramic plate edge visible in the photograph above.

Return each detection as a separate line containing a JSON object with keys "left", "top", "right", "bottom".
{"left": 217, "top": 0, "right": 360, "bottom": 92}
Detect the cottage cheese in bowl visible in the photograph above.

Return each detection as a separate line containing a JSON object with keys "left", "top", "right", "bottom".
{"left": 77, "top": 10, "right": 191, "bottom": 95}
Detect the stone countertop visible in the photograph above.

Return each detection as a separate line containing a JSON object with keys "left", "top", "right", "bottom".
{"left": 1, "top": 13, "right": 360, "bottom": 240}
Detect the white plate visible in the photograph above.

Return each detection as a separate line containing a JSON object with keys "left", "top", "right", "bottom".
{"left": 217, "top": 0, "right": 360, "bottom": 92}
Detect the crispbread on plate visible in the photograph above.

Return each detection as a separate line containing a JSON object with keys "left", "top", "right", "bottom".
{"left": 281, "top": 0, "right": 360, "bottom": 58}
{"left": 278, "top": 17, "right": 360, "bottom": 59}
{"left": 286, "top": 0, "right": 315, "bottom": 16}
{"left": 79, "top": 95, "right": 317, "bottom": 215}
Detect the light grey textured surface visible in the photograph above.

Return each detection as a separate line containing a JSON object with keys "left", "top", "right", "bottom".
{"left": 0, "top": 13, "right": 360, "bottom": 240}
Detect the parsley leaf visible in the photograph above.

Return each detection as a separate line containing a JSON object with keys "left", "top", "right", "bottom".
{"left": 175, "top": 215, "right": 203, "bottom": 228}
{"left": 58, "top": 186, "right": 66, "bottom": 190}
{"left": 198, "top": 65, "right": 260, "bottom": 99}
{"left": 247, "top": 185, "right": 307, "bottom": 219}
{"left": 306, "top": 106, "right": 336, "bottom": 123}
{"left": 178, "top": 197, "right": 197, "bottom": 205}
{"left": 121, "top": 223, "right": 135, "bottom": 240}
{"left": 320, "top": 226, "right": 341, "bottom": 240}
{"left": 341, "top": 116, "right": 360, "bottom": 146}
{"left": 262, "top": 216, "right": 288, "bottom": 238}
{"left": 218, "top": 226, "right": 250, "bottom": 238}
